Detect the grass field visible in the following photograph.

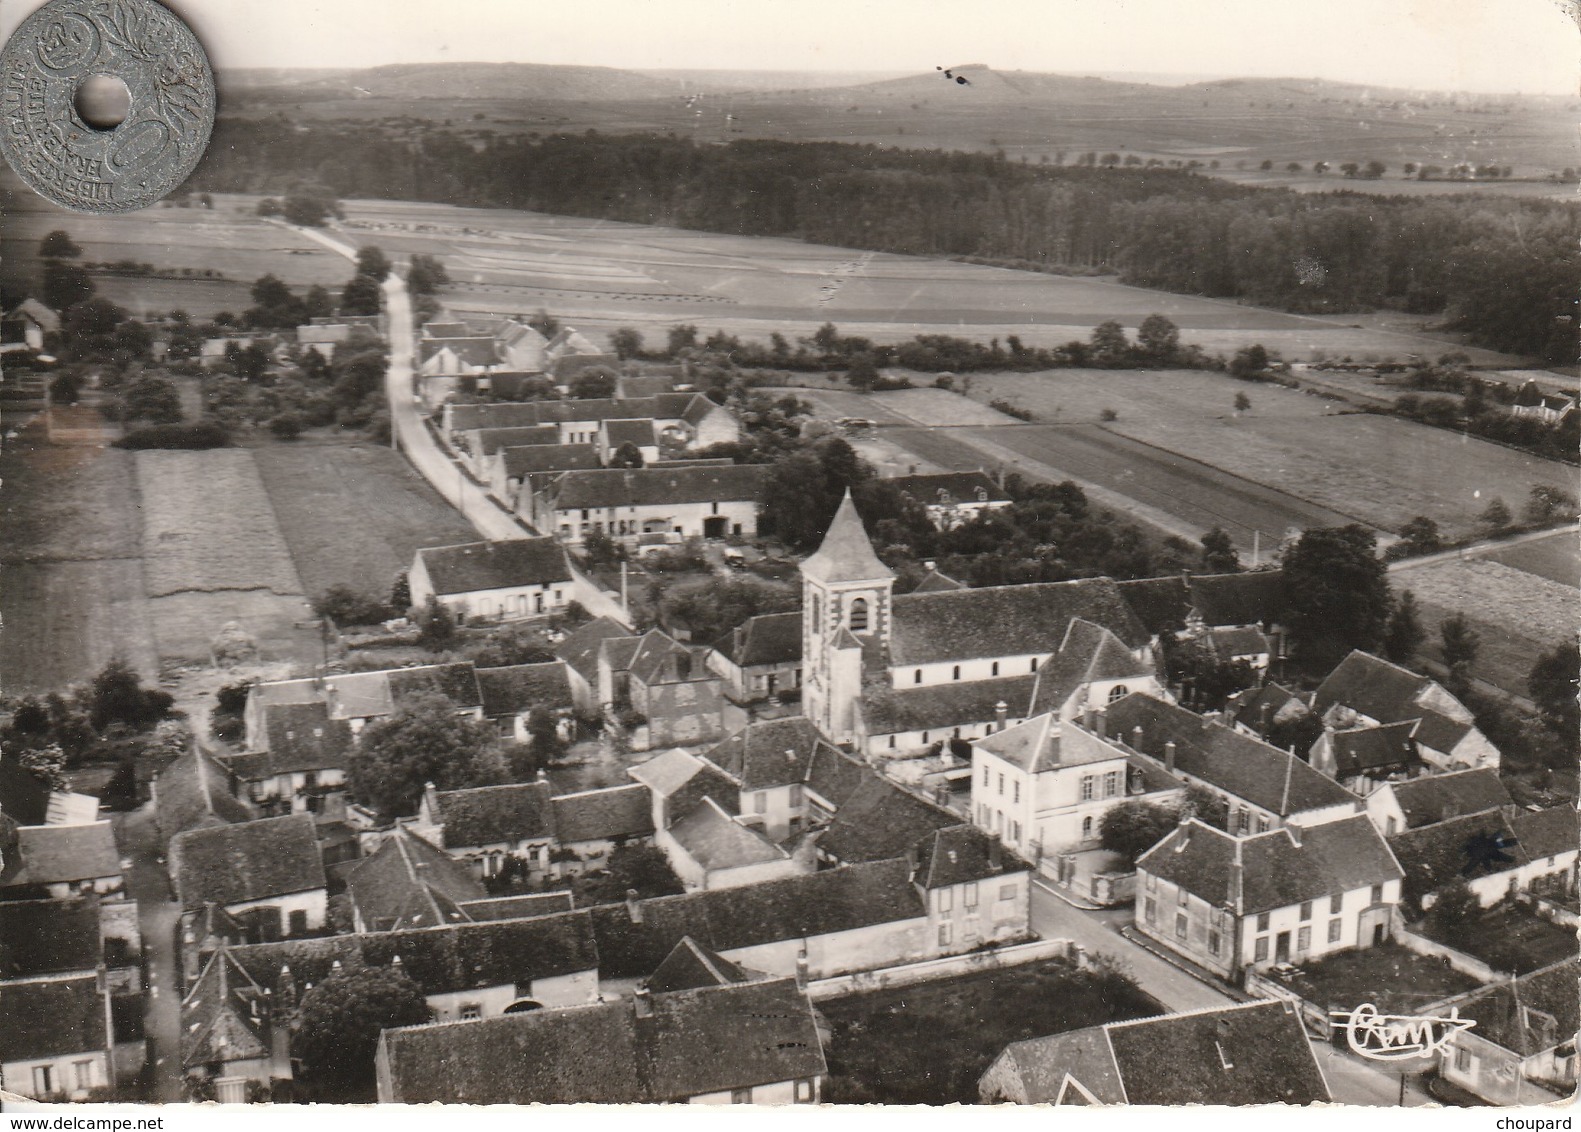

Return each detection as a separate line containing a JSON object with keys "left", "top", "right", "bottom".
{"left": 0, "top": 170, "right": 351, "bottom": 317}
{"left": 252, "top": 440, "right": 478, "bottom": 604}
{"left": 0, "top": 413, "right": 161, "bottom": 691}
{"left": 962, "top": 372, "right": 1577, "bottom": 541}
{"left": 1394, "top": 558, "right": 1576, "bottom": 696}
{"left": 1486, "top": 530, "right": 1580, "bottom": 588}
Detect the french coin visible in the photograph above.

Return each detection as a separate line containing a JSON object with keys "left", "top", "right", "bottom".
{"left": 0, "top": 0, "right": 214, "bottom": 213}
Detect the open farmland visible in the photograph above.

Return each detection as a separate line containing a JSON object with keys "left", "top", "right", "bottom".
{"left": 321, "top": 197, "right": 1523, "bottom": 367}
{"left": 252, "top": 441, "right": 479, "bottom": 604}
{"left": 134, "top": 451, "right": 317, "bottom": 664}
{"left": 960, "top": 372, "right": 1577, "bottom": 541}
{"left": 1394, "top": 558, "right": 1577, "bottom": 697}
{"left": 1485, "top": 529, "right": 1581, "bottom": 588}
{"left": 0, "top": 171, "right": 350, "bottom": 317}
{"left": 0, "top": 413, "right": 159, "bottom": 692}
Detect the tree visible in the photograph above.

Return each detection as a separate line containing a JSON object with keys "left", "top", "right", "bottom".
{"left": 314, "top": 585, "right": 392, "bottom": 626}
{"left": 1233, "top": 391, "right": 1251, "bottom": 414}
{"left": 1098, "top": 801, "right": 1180, "bottom": 866}
{"left": 1439, "top": 613, "right": 1480, "bottom": 690}
{"left": 1362, "top": 160, "right": 1387, "bottom": 179}
{"left": 268, "top": 412, "right": 303, "bottom": 440}
{"left": 609, "top": 441, "right": 644, "bottom": 469}
{"left": 1282, "top": 526, "right": 1391, "bottom": 667}
{"left": 1395, "top": 516, "right": 1442, "bottom": 558}
{"left": 610, "top": 327, "right": 644, "bottom": 359}
{"left": 1177, "top": 785, "right": 1228, "bottom": 831}
{"left": 303, "top": 284, "right": 335, "bottom": 321}
{"left": 256, "top": 198, "right": 282, "bottom": 217}
{"left": 1424, "top": 879, "right": 1481, "bottom": 946}
{"left": 340, "top": 273, "right": 383, "bottom": 317}
{"left": 1134, "top": 314, "right": 1181, "bottom": 366}
{"left": 845, "top": 352, "right": 880, "bottom": 391}
{"left": 390, "top": 570, "right": 411, "bottom": 613}
{"left": 1528, "top": 642, "right": 1580, "bottom": 740}
{"left": 514, "top": 708, "right": 568, "bottom": 779}
{"left": 120, "top": 376, "right": 183, "bottom": 424}
{"left": 406, "top": 254, "right": 449, "bottom": 295}
{"left": 1200, "top": 527, "right": 1240, "bottom": 573}
{"left": 571, "top": 842, "right": 685, "bottom": 905}
{"left": 1525, "top": 485, "right": 1579, "bottom": 527}
{"left": 41, "top": 259, "right": 95, "bottom": 313}
{"left": 415, "top": 596, "right": 458, "bottom": 651}
{"left": 1088, "top": 320, "right": 1131, "bottom": 367}
{"left": 568, "top": 366, "right": 617, "bottom": 399}
{"left": 355, "top": 246, "right": 391, "bottom": 282}
{"left": 1228, "top": 344, "right": 1269, "bottom": 380}
{"left": 292, "top": 966, "right": 429, "bottom": 1088}
{"left": 39, "top": 230, "right": 82, "bottom": 258}
{"left": 1478, "top": 497, "right": 1513, "bottom": 537}
{"left": 348, "top": 690, "right": 506, "bottom": 819}
{"left": 88, "top": 656, "right": 173, "bottom": 732}
{"left": 1382, "top": 589, "right": 1426, "bottom": 665}
{"left": 660, "top": 575, "right": 799, "bottom": 643}
{"left": 281, "top": 191, "right": 335, "bottom": 227}
{"left": 666, "top": 324, "right": 698, "bottom": 356}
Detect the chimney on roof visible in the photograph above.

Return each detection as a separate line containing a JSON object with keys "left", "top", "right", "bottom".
{"left": 924, "top": 561, "right": 936, "bottom": 572}
{"left": 1132, "top": 725, "right": 1143, "bottom": 749}
{"left": 995, "top": 701, "right": 1009, "bottom": 731}
{"left": 1082, "top": 705, "right": 1097, "bottom": 731}
{"left": 988, "top": 833, "right": 1003, "bottom": 871}
{"left": 795, "top": 948, "right": 810, "bottom": 991}
{"left": 905, "top": 844, "right": 920, "bottom": 882}
{"left": 277, "top": 965, "right": 296, "bottom": 1010}
{"left": 1164, "top": 741, "right": 1177, "bottom": 773}
{"left": 1286, "top": 822, "right": 1302, "bottom": 847}
{"left": 633, "top": 985, "right": 653, "bottom": 1018}
{"left": 1260, "top": 702, "right": 1272, "bottom": 737}
{"left": 626, "top": 888, "right": 643, "bottom": 924}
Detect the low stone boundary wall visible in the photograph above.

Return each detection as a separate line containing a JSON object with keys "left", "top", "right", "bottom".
{"left": 807, "top": 937, "right": 1078, "bottom": 1001}
{"left": 1396, "top": 926, "right": 1505, "bottom": 982}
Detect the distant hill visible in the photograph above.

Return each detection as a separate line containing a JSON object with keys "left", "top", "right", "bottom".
{"left": 633, "top": 69, "right": 912, "bottom": 94}
{"left": 228, "top": 61, "right": 681, "bottom": 102}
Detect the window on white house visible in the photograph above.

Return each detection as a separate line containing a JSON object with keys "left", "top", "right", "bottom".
{"left": 1371, "top": 884, "right": 1384, "bottom": 903}
{"left": 1010, "top": 820, "right": 1022, "bottom": 844}
{"left": 938, "top": 923, "right": 953, "bottom": 947}
{"left": 1082, "top": 816, "right": 1093, "bottom": 839}
{"left": 1108, "top": 684, "right": 1129, "bottom": 703}
{"left": 915, "top": 669, "right": 923, "bottom": 684}
{"left": 1256, "top": 912, "right": 1270, "bottom": 931}
{"left": 997, "top": 773, "right": 1004, "bottom": 796}
{"left": 1297, "top": 926, "right": 1311, "bottom": 952}
{"left": 937, "top": 887, "right": 953, "bottom": 913}
{"left": 1013, "top": 781, "right": 1020, "bottom": 803}
{"left": 1103, "top": 771, "right": 1119, "bottom": 798}
{"left": 1208, "top": 929, "right": 1221, "bottom": 956}
{"left": 992, "top": 661, "right": 1000, "bottom": 676}
{"left": 460, "top": 1003, "right": 482, "bottom": 1020}
{"left": 1254, "top": 936, "right": 1269, "bottom": 962}
{"left": 731, "top": 1088, "right": 753, "bottom": 1104}
{"left": 1030, "top": 657, "right": 1039, "bottom": 672}
{"left": 1080, "top": 776, "right": 1095, "bottom": 801}
{"left": 999, "top": 884, "right": 1017, "bottom": 901}
{"left": 1330, "top": 894, "right": 1343, "bottom": 914}
{"left": 982, "top": 765, "right": 989, "bottom": 786}
{"left": 1144, "top": 897, "right": 1157, "bottom": 924}
{"left": 1175, "top": 913, "right": 1187, "bottom": 939}
{"left": 789, "top": 784, "right": 804, "bottom": 806}
{"left": 964, "top": 883, "right": 979, "bottom": 909}
{"left": 1299, "top": 901, "right": 1312, "bottom": 921}
{"left": 1237, "top": 810, "right": 1250, "bottom": 834}
{"left": 1328, "top": 919, "right": 1342, "bottom": 943}
{"left": 794, "top": 1079, "right": 815, "bottom": 1103}
{"left": 1256, "top": 816, "right": 1269, "bottom": 833}
{"left": 953, "top": 665, "right": 962, "bottom": 681}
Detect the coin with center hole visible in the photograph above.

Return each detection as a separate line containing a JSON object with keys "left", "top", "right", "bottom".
{"left": 0, "top": 0, "right": 214, "bottom": 213}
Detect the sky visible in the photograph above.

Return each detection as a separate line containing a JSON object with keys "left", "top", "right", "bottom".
{"left": 1, "top": 0, "right": 1577, "bottom": 94}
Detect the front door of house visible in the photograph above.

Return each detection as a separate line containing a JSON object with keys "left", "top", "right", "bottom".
{"left": 1275, "top": 931, "right": 1291, "bottom": 963}
{"left": 704, "top": 516, "right": 728, "bottom": 539}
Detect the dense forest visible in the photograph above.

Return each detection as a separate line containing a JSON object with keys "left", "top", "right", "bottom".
{"left": 192, "top": 123, "right": 1580, "bottom": 362}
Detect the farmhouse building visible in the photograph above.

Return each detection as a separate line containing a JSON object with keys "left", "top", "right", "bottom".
{"left": 707, "top": 611, "right": 803, "bottom": 704}
{"left": 0, "top": 750, "right": 100, "bottom": 828}
{"left": 490, "top": 442, "right": 599, "bottom": 505}
{"left": 555, "top": 616, "right": 640, "bottom": 715}
{"left": 245, "top": 662, "right": 484, "bottom": 742}
{"left": 1363, "top": 766, "right": 1513, "bottom": 837}
{"left": 979, "top": 999, "right": 1331, "bottom": 1105}
{"left": 2, "top": 297, "right": 59, "bottom": 353}
{"left": 1435, "top": 959, "right": 1580, "bottom": 1105}
{"left": 443, "top": 392, "right": 739, "bottom": 454}
{"left": 1312, "top": 650, "right": 1499, "bottom": 771}
{"left": 597, "top": 418, "right": 661, "bottom": 465}
{"left": 0, "top": 820, "right": 124, "bottom": 901}
{"left": 408, "top": 538, "right": 586, "bottom": 622}
{"left": 475, "top": 661, "right": 575, "bottom": 741}
{"left": 1510, "top": 381, "right": 1578, "bottom": 427}
{"left": 601, "top": 628, "right": 727, "bottom": 749}
{"left": 1386, "top": 804, "right": 1578, "bottom": 914}
{"left": 970, "top": 712, "right": 1185, "bottom": 865}
{"left": 528, "top": 465, "right": 766, "bottom": 547}
{"left": 1308, "top": 721, "right": 1422, "bottom": 794}
{"left": 376, "top": 974, "right": 826, "bottom": 1104}
{"left": 886, "top": 471, "right": 1013, "bottom": 528}
{"left": 346, "top": 825, "right": 488, "bottom": 932}
{"left": 545, "top": 327, "right": 616, "bottom": 380}
{"left": 169, "top": 814, "right": 328, "bottom": 941}
{"left": 1136, "top": 814, "right": 1402, "bottom": 980}
{"left": 1100, "top": 693, "right": 1362, "bottom": 832}
{"left": 1, "top": 973, "right": 118, "bottom": 1101}
{"left": 219, "top": 702, "right": 354, "bottom": 817}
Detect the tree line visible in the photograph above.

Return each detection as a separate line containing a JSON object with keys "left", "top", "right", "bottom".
{"left": 189, "top": 124, "right": 1579, "bottom": 362}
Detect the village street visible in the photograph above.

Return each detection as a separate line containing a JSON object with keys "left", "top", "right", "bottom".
{"left": 282, "top": 222, "right": 527, "bottom": 543}
{"left": 112, "top": 808, "right": 185, "bottom": 1102}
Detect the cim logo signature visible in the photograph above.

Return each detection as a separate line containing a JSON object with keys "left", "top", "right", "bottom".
{"left": 1329, "top": 1003, "right": 1476, "bottom": 1061}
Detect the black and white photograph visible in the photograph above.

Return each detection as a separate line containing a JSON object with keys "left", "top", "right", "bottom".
{"left": 0, "top": 0, "right": 1577, "bottom": 1112}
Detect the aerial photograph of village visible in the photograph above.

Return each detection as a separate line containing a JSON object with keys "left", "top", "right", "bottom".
{"left": 0, "top": 0, "right": 1577, "bottom": 1113}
